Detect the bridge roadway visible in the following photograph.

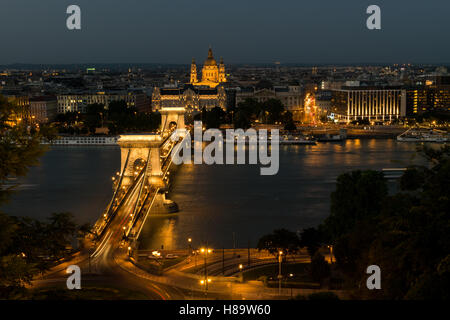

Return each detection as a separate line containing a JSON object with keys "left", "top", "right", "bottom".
{"left": 32, "top": 128, "right": 232, "bottom": 299}
{"left": 32, "top": 166, "right": 189, "bottom": 299}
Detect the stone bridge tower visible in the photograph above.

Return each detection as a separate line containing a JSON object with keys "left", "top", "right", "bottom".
{"left": 159, "top": 106, "right": 186, "bottom": 133}
{"left": 117, "top": 134, "right": 164, "bottom": 188}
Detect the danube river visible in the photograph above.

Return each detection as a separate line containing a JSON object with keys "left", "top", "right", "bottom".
{"left": 3, "top": 139, "right": 426, "bottom": 250}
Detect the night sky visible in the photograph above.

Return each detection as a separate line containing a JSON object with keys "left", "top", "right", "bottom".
{"left": 0, "top": 0, "right": 449, "bottom": 64}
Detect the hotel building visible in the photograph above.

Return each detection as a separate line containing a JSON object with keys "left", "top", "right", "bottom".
{"left": 331, "top": 87, "right": 406, "bottom": 122}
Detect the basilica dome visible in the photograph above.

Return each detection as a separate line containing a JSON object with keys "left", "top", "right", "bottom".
{"left": 203, "top": 48, "right": 217, "bottom": 66}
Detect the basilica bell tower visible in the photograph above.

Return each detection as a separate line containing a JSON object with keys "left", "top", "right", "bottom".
{"left": 190, "top": 58, "right": 198, "bottom": 84}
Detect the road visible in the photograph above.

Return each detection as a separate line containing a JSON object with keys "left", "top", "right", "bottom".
{"left": 33, "top": 174, "right": 186, "bottom": 299}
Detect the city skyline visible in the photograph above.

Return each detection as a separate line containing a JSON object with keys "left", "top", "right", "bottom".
{"left": 0, "top": 0, "right": 449, "bottom": 65}
{"left": 1, "top": 0, "right": 449, "bottom": 304}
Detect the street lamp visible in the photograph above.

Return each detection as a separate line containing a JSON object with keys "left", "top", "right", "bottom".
{"left": 200, "top": 278, "right": 212, "bottom": 298}
{"left": 239, "top": 264, "right": 243, "bottom": 282}
{"left": 278, "top": 251, "right": 283, "bottom": 295}
{"left": 187, "top": 238, "right": 192, "bottom": 257}
{"left": 200, "top": 246, "right": 212, "bottom": 298}
{"left": 289, "top": 273, "right": 294, "bottom": 299}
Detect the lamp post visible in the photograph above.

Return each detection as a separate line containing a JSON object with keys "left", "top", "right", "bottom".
{"left": 278, "top": 251, "right": 283, "bottom": 295}
{"left": 200, "top": 246, "right": 212, "bottom": 298}
{"left": 289, "top": 273, "right": 294, "bottom": 299}
{"left": 239, "top": 263, "right": 243, "bottom": 282}
{"left": 187, "top": 238, "right": 192, "bottom": 257}
{"left": 200, "top": 278, "right": 211, "bottom": 299}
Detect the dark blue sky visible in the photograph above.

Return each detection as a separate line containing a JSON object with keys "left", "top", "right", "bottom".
{"left": 0, "top": 0, "right": 449, "bottom": 64}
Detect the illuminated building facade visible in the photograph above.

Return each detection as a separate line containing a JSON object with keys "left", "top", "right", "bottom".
{"left": 331, "top": 87, "right": 406, "bottom": 122}
{"left": 405, "top": 86, "right": 450, "bottom": 116}
{"left": 57, "top": 91, "right": 150, "bottom": 114}
{"left": 152, "top": 48, "right": 228, "bottom": 112}
{"left": 190, "top": 47, "right": 227, "bottom": 88}
{"left": 152, "top": 85, "right": 226, "bottom": 111}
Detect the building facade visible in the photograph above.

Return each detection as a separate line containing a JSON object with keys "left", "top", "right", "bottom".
{"left": 331, "top": 87, "right": 406, "bottom": 122}
{"left": 405, "top": 86, "right": 450, "bottom": 116}
{"left": 29, "top": 96, "right": 57, "bottom": 123}
{"left": 152, "top": 48, "right": 228, "bottom": 112}
{"left": 152, "top": 85, "right": 226, "bottom": 111}
{"left": 56, "top": 91, "right": 150, "bottom": 114}
{"left": 190, "top": 47, "right": 227, "bottom": 88}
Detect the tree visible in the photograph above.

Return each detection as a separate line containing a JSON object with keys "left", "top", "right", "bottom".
{"left": 0, "top": 95, "right": 47, "bottom": 204}
{"left": 262, "top": 99, "right": 285, "bottom": 124}
{"left": 400, "top": 167, "right": 425, "bottom": 191}
{"left": 204, "top": 107, "right": 226, "bottom": 129}
{"left": 282, "top": 111, "right": 297, "bottom": 131}
{"left": 300, "top": 227, "right": 323, "bottom": 258}
{"left": 310, "top": 252, "right": 331, "bottom": 284}
{"left": 0, "top": 95, "right": 51, "bottom": 294}
{"left": 108, "top": 100, "right": 130, "bottom": 118}
{"left": 106, "top": 100, "right": 160, "bottom": 134}
{"left": 233, "top": 109, "right": 251, "bottom": 129}
{"left": 319, "top": 146, "right": 450, "bottom": 299}
{"left": 45, "top": 212, "right": 78, "bottom": 258}
{"left": 237, "top": 98, "right": 262, "bottom": 119}
{"left": 324, "top": 170, "right": 387, "bottom": 240}
{"left": 84, "top": 103, "right": 105, "bottom": 134}
{"left": 0, "top": 254, "right": 37, "bottom": 289}
{"left": 257, "top": 229, "right": 301, "bottom": 259}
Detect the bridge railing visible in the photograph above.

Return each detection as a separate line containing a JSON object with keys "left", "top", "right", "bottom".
{"left": 94, "top": 166, "right": 147, "bottom": 239}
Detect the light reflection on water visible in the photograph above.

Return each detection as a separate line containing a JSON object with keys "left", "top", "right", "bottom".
{"left": 3, "top": 140, "right": 425, "bottom": 250}
{"left": 138, "top": 139, "right": 424, "bottom": 250}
